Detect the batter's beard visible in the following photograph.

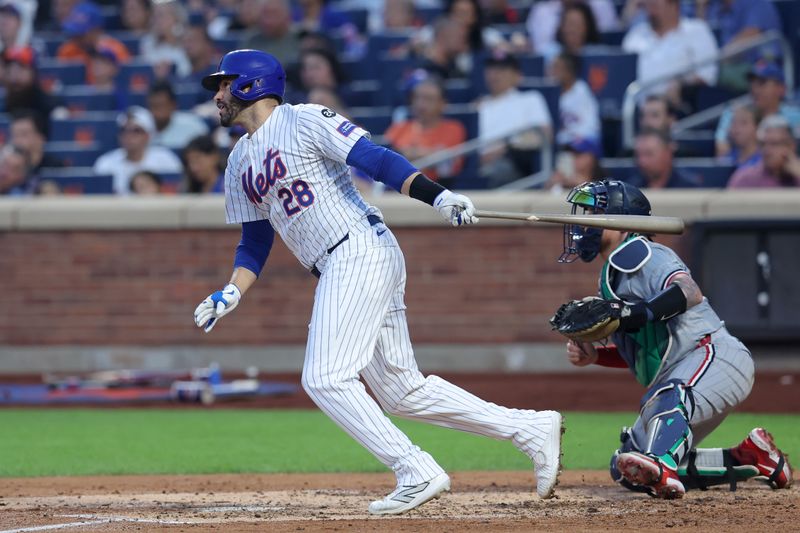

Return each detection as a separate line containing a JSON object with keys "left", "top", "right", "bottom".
{"left": 219, "top": 98, "right": 248, "bottom": 127}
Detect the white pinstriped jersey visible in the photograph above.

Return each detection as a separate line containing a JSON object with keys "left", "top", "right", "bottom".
{"left": 224, "top": 103, "right": 381, "bottom": 270}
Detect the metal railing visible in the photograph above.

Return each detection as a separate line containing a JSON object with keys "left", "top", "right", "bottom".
{"left": 621, "top": 30, "right": 794, "bottom": 149}
{"left": 382, "top": 122, "right": 554, "bottom": 193}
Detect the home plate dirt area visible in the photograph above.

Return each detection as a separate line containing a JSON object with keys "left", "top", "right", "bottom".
{"left": 1, "top": 471, "right": 796, "bottom": 532}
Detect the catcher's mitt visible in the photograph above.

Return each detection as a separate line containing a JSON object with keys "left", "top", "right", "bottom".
{"left": 549, "top": 297, "right": 623, "bottom": 342}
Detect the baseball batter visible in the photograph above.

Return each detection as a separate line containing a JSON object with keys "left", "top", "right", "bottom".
{"left": 192, "top": 50, "right": 563, "bottom": 514}
{"left": 554, "top": 179, "right": 792, "bottom": 498}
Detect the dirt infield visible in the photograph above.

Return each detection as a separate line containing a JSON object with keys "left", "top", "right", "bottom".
{"left": 1, "top": 471, "right": 796, "bottom": 532}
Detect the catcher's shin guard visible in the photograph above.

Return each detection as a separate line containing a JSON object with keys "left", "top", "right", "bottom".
{"left": 638, "top": 380, "right": 694, "bottom": 471}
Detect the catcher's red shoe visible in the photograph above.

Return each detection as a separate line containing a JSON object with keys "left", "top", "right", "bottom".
{"left": 616, "top": 451, "right": 685, "bottom": 499}
{"left": 731, "top": 428, "right": 793, "bottom": 489}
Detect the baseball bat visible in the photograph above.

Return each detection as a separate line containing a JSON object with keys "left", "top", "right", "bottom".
{"left": 474, "top": 210, "right": 685, "bottom": 234}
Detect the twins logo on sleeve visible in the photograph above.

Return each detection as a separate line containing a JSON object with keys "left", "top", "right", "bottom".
{"left": 224, "top": 103, "right": 379, "bottom": 270}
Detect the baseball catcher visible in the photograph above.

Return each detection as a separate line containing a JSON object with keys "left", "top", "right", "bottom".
{"left": 552, "top": 179, "right": 792, "bottom": 499}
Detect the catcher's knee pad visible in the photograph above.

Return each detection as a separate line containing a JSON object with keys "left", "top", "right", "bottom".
{"left": 636, "top": 379, "right": 694, "bottom": 470}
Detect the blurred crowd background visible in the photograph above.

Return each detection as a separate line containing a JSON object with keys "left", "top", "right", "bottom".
{"left": 0, "top": 0, "right": 799, "bottom": 197}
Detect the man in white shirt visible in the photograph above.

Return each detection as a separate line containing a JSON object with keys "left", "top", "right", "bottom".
{"left": 549, "top": 52, "right": 600, "bottom": 146}
{"left": 478, "top": 53, "right": 553, "bottom": 187}
{"left": 147, "top": 80, "right": 210, "bottom": 150}
{"left": 622, "top": 0, "right": 718, "bottom": 101}
{"left": 93, "top": 106, "right": 183, "bottom": 194}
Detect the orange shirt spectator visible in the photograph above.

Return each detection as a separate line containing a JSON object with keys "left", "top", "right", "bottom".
{"left": 384, "top": 77, "right": 466, "bottom": 182}
{"left": 56, "top": 2, "right": 131, "bottom": 84}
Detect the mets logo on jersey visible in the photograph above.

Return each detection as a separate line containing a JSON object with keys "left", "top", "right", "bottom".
{"left": 241, "top": 148, "right": 287, "bottom": 205}
{"left": 241, "top": 148, "right": 316, "bottom": 216}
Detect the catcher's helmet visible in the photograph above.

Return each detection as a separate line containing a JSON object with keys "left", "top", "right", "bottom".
{"left": 201, "top": 49, "right": 285, "bottom": 103}
{"left": 559, "top": 180, "right": 652, "bottom": 263}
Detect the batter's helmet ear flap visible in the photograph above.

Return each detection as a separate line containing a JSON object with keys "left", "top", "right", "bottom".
{"left": 202, "top": 49, "right": 286, "bottom": 103}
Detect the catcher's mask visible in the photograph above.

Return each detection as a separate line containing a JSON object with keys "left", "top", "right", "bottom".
{"left": 559, "top": 180, "right": 651, "bottom": 263}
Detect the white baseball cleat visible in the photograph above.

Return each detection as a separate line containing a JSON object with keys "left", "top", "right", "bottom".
{"left": 530, "top": 411, "right": 564, "bottom": 499}
{"left": 368, "top": 472, "right": 451, "bottom": 515}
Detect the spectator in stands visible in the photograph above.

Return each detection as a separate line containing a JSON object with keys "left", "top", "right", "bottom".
{"left": 121, "top": 0, "right": 151, "bottom": 35}
{"left": 639, "top": 93, "right": 677, "bottom": 132}
{"left": 0, "top": 144, "right": 34, "bottom": 195}
{"left": 56, "top": 2, "right": 132, "bottom": 84}
{"left": 716, "top": 62, "right": 800, "bottom": 158}
{"left": 292, "top": 47, "right": 348, "bottom": 102}
{"left": 629, "top": 128, "right": 700, "bottom": 188}
{"left": 182, "top": 135, "right": 224, "bottom": 194}
{"left": 10, "top": 109, "right": 64, "bottom": 175}
{"left": 0, "top": 3, "right": 25, "bottom": 53}
{"left": 622, "top": 0, "right": 718, "bottom": 111}
{"left": 549, "top": 52, "right": 600, "bottom": 146}
{"left": 384, "top": 76, "right": 467, "bottom": 185}
{"left": 93, "top": 106, "right": 183, "bottom": 195}
{"left": 45, "top": 0, "right": 80, "bottom": 32}
{"left": 208, "top": 0, "right": 262, "bottom": 40}
{"left": 528, "top": 0, "right": 619, "bottom": 55}
{"left": 477, "top": 52, "right": 553, "bottom": 187}
{"left": 416, "top": 17, "right": 470, "bottom": 79}
{"left": 180, "top": 18, "right": 220, "bottom": 85}
{"left": 89, "top": 45, "right": 122, "bottom": 91}
{"left": 129, "top": 170, "right": 163, "bottom": 195}
{"left": 447, "top": 0, "right": 507, "bottom": 53}
{"left": 728, "top": 115, "right": 800, "bottom": 188}
{"left": 693, "top": 0, "right": 781, "bottom": 92}
{"left": 547, "top": 137, "right": 604, "bottom": 191}
{"left": 413, "top": 0, "right": 515, "bottom": 75}
{"left": 35, "top": 179, "right": 62, "bottom": 195}
{"left": 140, "top": 0, "right": 191, "bottom": 79}
{"left": 2, "top": 46, "right": 61, "bottom": 128}
{"left": 293, "top": 0, "right": 352, "bottom": 34}
{"left": 381, "top": 0, "right": 418, "bottom": 31}
{"left": 307, "top": 86, "right": 349, "bottom": 116}
{"left": 724, "top": 104, "right": 762, "bottom": 170}
{"left": 539, "top": 2, "right": 601, "bottom": 64}
{"left": 240, "top": 0, "right": 301, "bottom": 65}
{"left": 146, "top": 80, "right": 209, "bottom": 150}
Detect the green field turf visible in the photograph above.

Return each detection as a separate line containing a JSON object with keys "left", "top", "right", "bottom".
{"left": 0, "top": 410, "right": 796, "bottom": 477}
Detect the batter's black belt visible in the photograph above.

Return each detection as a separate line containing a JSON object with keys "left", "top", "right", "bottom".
{"left": 310, "top": 215, "right": 382, "bottom": 278}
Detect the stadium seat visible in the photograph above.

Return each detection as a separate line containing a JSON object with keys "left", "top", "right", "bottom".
{"left": 681, "top": 164, "right": 735, "bottom": 188}
{"left": 118, "top": 61, "right": 155, "bottom": 92}
{"left": 349, "top": 107, "right": 394, "bottom": 135}
{"left": 158, "top": 172, "right": 183, "bottom": 194}
{"left": 50, "top": 113, "right": 119, "bottom": 150}
{"left": 114, "top": 32, "right": 141, "bottom": 56}
{"left": 444, "top": 79, "right": 475, "bottom": 104}
{"left": 580, "top": 48, "right": 637, "bottom": 115}
{"left": 599, "top": 159, "right": 734, "bottom": 188}
{"left": 61, "top": 86, "right": 120, "bottom": 114}
{"left": 600, "top": 30, "right": 626, "bottom": 46}
{"left": 37, "top": 60, "right": 86, "bottom": 92}
{"left": 44, "top": 141, "right": 104, "bottom": 167}
{"left": 37, "top": 167, "right": 113, "bottom": 194}
{"left": 366, "top": 31, "right": 415, "bottom": 62}
{"left": 343, "top": 80, "right": 380, "bottom": 107}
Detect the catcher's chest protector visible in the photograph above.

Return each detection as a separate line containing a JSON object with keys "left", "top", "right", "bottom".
{"left": 600, "top": 236, "right": 670, "bottom": 386}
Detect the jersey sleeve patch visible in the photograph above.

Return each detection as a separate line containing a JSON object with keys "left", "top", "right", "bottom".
{"left": 336, "top": 120, "right": 357, "bottom": 137}
{"left": 608, "top": 236, "right": 652, "bottom": 273}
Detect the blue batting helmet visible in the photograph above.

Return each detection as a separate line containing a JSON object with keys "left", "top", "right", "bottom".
{"left": 559, "top": 180, "right": 652, "bottom": 263}
{"left": 201, "top": 49, "right": 285, "bottom": 103}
